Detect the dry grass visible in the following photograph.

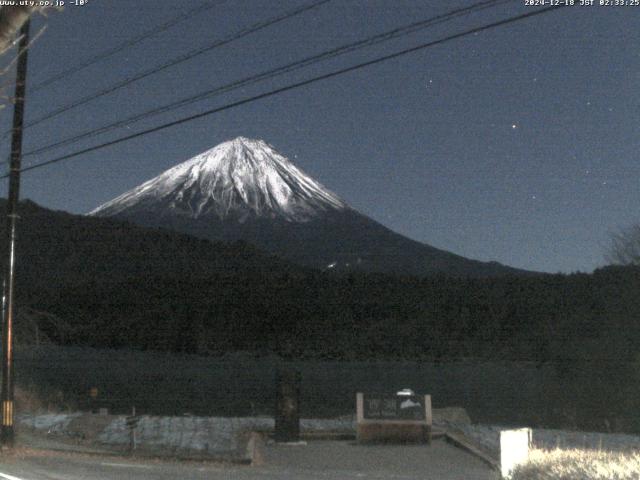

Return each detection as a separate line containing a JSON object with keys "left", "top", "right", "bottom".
{"left": 15, "top": 385, "right": 45, "bottom": 413}
{"left": 15, "top": 384, "right": 76, "bottom": 414}
{"left": 511, "top": 448, "right": 640, "bottom": 480}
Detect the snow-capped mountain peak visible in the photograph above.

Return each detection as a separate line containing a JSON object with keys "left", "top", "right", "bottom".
{"left": 90, "top": 137, "right": 347, "bottom": 222}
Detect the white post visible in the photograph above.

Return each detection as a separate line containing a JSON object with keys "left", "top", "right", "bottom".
{"left": 500, "top": 428, "right": 531, "bottom": 479}
{"left": 356, "top": 393, "right": 364, "bottom": 423}
{"left": 424, "top": 395, "right": 432, "bottom": 426}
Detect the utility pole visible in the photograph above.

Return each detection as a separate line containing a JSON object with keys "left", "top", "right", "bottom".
{"left": 1, "top": 18, "right": 30, "bottom": 448}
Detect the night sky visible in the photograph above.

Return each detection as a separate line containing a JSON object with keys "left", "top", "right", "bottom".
{"left": 0, "top": 0, "right": 638, "bottom": 274}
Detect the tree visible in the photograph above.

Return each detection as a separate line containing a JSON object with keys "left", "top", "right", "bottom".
{"left": 0, "top": 6, "right": 40, "bottom": 55}
{"left": 606, "top": 224, "right": 640, "bottom": 266}
{"left": 0, "top": 6, "right": 54, "bottom": 111}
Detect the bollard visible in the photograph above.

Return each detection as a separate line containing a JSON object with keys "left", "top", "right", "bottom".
{"left": 274, "top": 369, "right": 300, "bottom": 442}
{"left": 88, "top": 387, "right": 98, "bottom": 413}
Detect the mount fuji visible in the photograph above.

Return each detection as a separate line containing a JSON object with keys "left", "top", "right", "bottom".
{"left": 90, "top": 137, "right": 526, "bottom": 277}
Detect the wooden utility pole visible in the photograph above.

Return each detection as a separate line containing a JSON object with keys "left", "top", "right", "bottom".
{"left": 1, "top": 18, "right": 30, "bottom": 448}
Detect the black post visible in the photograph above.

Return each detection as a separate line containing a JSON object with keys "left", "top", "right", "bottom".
{"left": 1, "top": 18, "right": 30, "bottom": 448}
{"left": 129, "top": 406, "right": 137, "bottom": 453}
{"left": 274, "top": 368, "right": 300, "bottom": 442}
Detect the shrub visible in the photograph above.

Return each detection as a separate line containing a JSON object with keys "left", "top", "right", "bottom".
{"left": 511, "top": 448, "right": 640, "bottom": 480}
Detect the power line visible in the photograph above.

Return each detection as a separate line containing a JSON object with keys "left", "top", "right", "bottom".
{"left": 30, "top": 0, "right": 225, "bottom": 92}
{"left": 3, "top": 0, "right": 331, "bottom": 136}
{"left": 1, "top": 5, "right": 564, "bottom": 180}
{"left": 21, "top": 0, "right": 513, "bottom": 160}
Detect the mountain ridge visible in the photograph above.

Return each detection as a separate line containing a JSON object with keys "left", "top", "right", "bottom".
{"left": 91, "top": 137, "right": 534, "bottom": 278}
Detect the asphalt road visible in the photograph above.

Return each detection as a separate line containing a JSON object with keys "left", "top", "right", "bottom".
{"left": 0, "top": 440, "right": 498, "bottom": 480}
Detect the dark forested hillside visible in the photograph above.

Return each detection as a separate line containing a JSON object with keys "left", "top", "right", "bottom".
{"left": 0, "top": 199, "right": 298, "bottom": 297}
{"left": 2, "top": 199, "right": 640, "bottom": 369}
{"left": 4, "top": 200, "right": 640, "bottom": 431}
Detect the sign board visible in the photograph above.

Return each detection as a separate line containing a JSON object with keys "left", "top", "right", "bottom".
{"left": 363, "top": 394, "right": 426, "bottom": 421}
{"left": 356, "top": 392, "right": 432, "bottom": 444}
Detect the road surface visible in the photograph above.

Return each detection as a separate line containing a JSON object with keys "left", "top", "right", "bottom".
{"left": 0, "top": 440, "right": 498, "bottom": 479}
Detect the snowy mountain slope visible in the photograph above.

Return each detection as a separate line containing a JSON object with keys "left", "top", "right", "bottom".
{"left": 91, "top": 137, "right": 530, "bottom": 277}
{"left": 90, "top": 137, "right": 346, "bottom": 222}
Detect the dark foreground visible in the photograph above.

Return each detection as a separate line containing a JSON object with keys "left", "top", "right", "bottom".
{"left": 0, "top": 440, "right": 497, "bottom": 480}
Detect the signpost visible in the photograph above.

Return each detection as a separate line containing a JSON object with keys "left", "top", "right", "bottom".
{"left": 357, "top": 392, "right": 432, "bottom": 444}
{"left": 126, "top": 406, "right": 140, "bottom": 453}
{"left": 274, "top": 369, "right": 300, "bottom": 443}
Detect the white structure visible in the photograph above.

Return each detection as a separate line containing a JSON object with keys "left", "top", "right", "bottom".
{"left": 500, "top": 428, "right": 531, "bottom": 478}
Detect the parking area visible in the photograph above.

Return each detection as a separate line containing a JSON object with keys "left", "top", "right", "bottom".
{"left": 258, "top": 439, "right": 499, "bottom": 480}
